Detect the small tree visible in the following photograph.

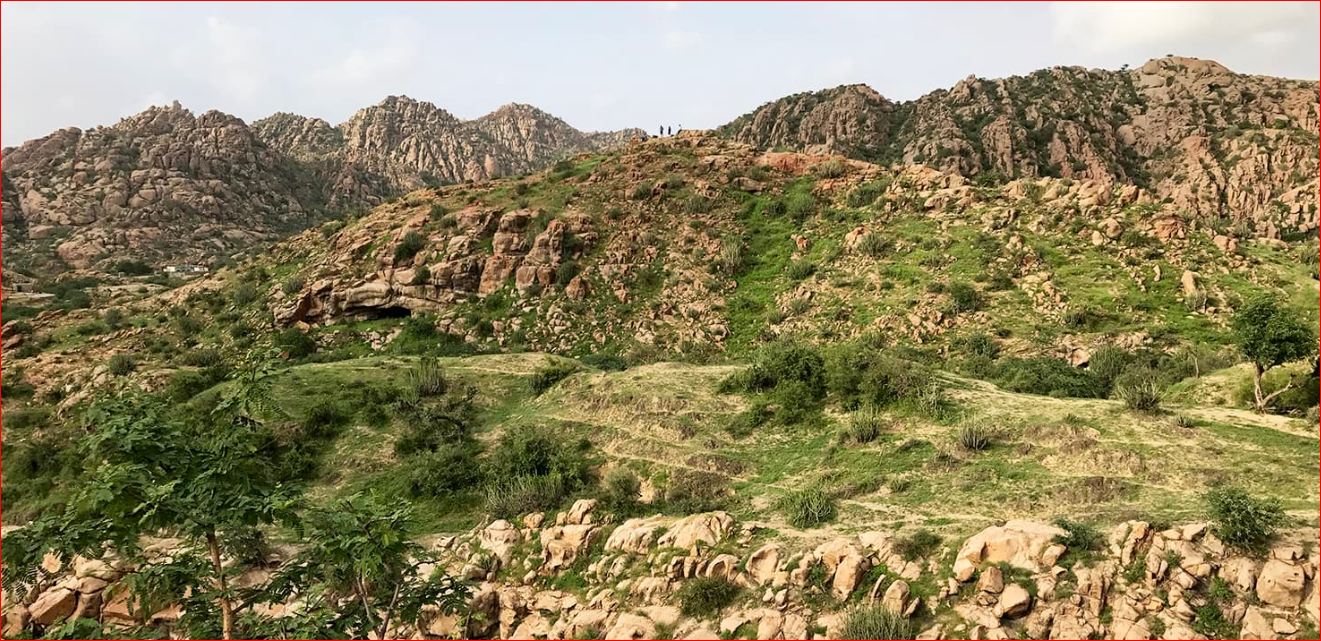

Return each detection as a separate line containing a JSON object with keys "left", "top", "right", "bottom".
{"left": 255, "top": 493, "right": 469, "bottom": 639}
{"left": 1232, "top": 296, "right": 1316, "bottom": 411}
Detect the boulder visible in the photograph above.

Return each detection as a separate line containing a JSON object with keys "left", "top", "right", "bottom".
{"left": 883, "top": 580, "right": 911, "bottom": 615}
{"left": 658, "top": 512, "right": 735, "bottom": 549}
{"left": 540, "top": 524, "right": 599, "bottom": 574}
{"left": 954, "top": 520, "right": 1067, "bottom": 581}
{"left": 995, "top": 584, "right": 1032, "bottom": 619}
{"left": 1257, "top": 559, "right": 1305, "bottom": 608}
{"left": 606, "top": 613, "right": 656, "bottom": 639}
{"left": 29, "top": 587, "right": 76, "bottom": 625}
{"left": 746, "top": 544, "right": 782, "bottom": 585}
{"left": 605, "top": 516, "right": 666, "bottom": 555}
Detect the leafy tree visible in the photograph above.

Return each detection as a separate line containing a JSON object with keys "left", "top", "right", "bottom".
{"left": 2, "top": 355, "right": 296, "bottom": 639}
{"left": 252, "top": 493, "right": 469, "bottom": 639}
{"left": 1232, "top": 295, "right": 1316, "bottom": 411}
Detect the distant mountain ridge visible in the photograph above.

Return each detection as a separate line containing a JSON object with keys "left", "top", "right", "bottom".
{"left": 1, "top": 96, "right": 644, "bottom": 272}
{"left": 720, "top": 56, "right": 1320, "bottom": 238}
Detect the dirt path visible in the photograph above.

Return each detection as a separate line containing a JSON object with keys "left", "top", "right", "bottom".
{"left": 1178, "top": 405, "right": 1317, "bottom": 440}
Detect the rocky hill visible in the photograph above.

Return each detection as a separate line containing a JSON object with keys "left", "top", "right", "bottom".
{"left": 721, "top": 57, "right": 1320, "bottom": 238}
{"left": 1, "top": 97, "right": 642, "bottom": 273}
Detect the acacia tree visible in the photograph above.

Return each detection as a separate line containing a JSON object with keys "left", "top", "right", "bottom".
{"left": 2, "top": 355, "right": 296, "bottom": 639}
{"left": 250, "top": 493, "right": 469, "bottom": 639}
{"left": 1231, "top": 295, "right": 1317, "bottom": 412}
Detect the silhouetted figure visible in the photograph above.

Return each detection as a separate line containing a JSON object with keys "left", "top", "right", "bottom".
{"left": 659, "top": 126, "right": 664, "bottom": 136}
{"left": 667, "top": 126, "right": 672, "bottom": 136}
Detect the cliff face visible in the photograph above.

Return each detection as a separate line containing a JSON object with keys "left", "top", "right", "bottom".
{"left": 722, "top": 57, "right": 1320, "bottom": 237}
{"left": 2, "top": 97, "right": 642, "bottom": 271}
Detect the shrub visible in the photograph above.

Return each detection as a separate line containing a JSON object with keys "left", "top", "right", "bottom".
{"left": 813, "top": 158, "right": 847, "bottom": 179}
{"left": 1205, "top": 486, "right": 1285, "bottom": 553}
{"left": 107, "top": 354, "right": 136, "bottom": 376}
{"left": 1087, "top": 346, "right": 1134, "bottom": 393}
{"left": 530, "top": 360, "right": 581, "bottom": 395}
{"left": 232, "top": 282, "right": 260, "bottom": 306}
{"left": 406, "top": 445, "right": 484, "bottom": 497}
{"left": 578, "top": 353, "right": 627, "bottom": 371}
{"left": 677, "top": 578, "right": 741, "bottom": 618}
{"left": 179, "top": 348, "right": 223, "bottom": 367}
{"left": 664, "top": 471, "right": 729, "bottom": 513}
{"left": 403, "top": 265, "right": 430, "bottom": 286}
{"left": 838, "top": 605, "right": 915, "bottom": 640}
{"left": 954, "top": 332, "right": 999, "bottom": 360}
{"left": 1052, "top": 518, "right": 1104, "bottom": 557}
{"left": 779, "top": 487, "right": 837, "bottom": 528}
{"left": 994, "top": 357, "right": 1106, "bottom": 398}
{"left": 723, "top": 341, "right": 827, "bottom": 402}
{"left": 1113, "top": 367, "right": 1162, "bottom": 412}
{"left": 847, "top": 179, "right": 891, "bottom": 207}
{"left": 1233, "top": 295, "right": 1317, "bottom": 411}
{"left": 715, "top": 236, "right": 744, "bottom": 276}
{"left": 301, "top": 401, "right": 351, "bottom": 440}
{"left": 102, "top": 308, "right": 125, "bottom": 328}
{"left": 683, "top": 193, "right": 712, "bottom": 214}
{"left": 484, "top": 474, "right": 571, "bottom": 519}
{"left": 393, "top": 231, "right": 427, "bottom": 263}
{"left": 957, "top": 424, "right": 990, "bottom": 451}
{"left": 281, "top": 276, "right": 305, "bottom": 296}
{"left": 601, "top": 468, "right": 641, "bottom": 513}
{"left": 844, "top": 405, "right": 884, "bottom": 444}
{"left": 947, "top": 282, "right": 982, "bottom": 314}
{"left": 487, "top": 426, "right": 592, "bottom": 484}
{"left": 856, "top": 232, "right": 891, "bottom": 258}
{"left": 113, "top": 259, "right": 153, "bottom": 276}
{"left": 555, "top": 261, "right": 581, "bottom": 286}
{"left": 893, "top": 529, "right": 942, "bottom": 561}
{"left": 5, "top": 407, "right": 51, "bottom": 431}
{"left": 784, "top": 192, "right": 816, "bottom": 221}
{"left": 429, "top": 203, "right": 449, "bottom": 220}
{"left": 726, "top": 403, "right": 771, "bottom": 438}
{"left": 274, "top": 328, "right": 317, "bottom": 359}
{"left": 826, "top": 345, "right": 932, "bottom": 410}
{"left": 629, "top": 182, "right": 653, "bottom": 200}
{"left": 787, "top": 260, "right": 817, "bottom": 281}
{"left": 408, "top": 357, "right": 449, "bottom": 398}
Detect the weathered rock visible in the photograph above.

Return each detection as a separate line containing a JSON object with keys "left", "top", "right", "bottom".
{"left": 29, "top": 587, "right": 76, "bottom": 625}
{"left": 954, "top": 520, "right": 1068, "bottom": 581}
{"left": 1257, "top": 559, "right": 1306, "bottom": 608}
{"left": 658, "top": 512, "right": 736, "bottom": 550}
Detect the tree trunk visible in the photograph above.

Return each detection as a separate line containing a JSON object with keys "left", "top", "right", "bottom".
{"left": 206, "top": 530, "right": 235, "bottom": 640}
{"left": 1253, "top": 363, "right": 1266, "bottom": 412}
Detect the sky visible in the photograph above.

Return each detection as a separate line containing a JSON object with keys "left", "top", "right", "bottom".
{"left": 2, "top": 1, "right": 1318, "bottom": 147}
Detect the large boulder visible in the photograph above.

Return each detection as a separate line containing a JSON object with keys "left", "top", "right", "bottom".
{"left": 954, "top": 520, "right": 1068, "bottom": 581}
{"left": 540, "top": 524, "right": 599, "bottom": 574}
{"left": 605, "top": 516, "right": 666, "bottom": 555}
{"left": 1257, "top": 559, "right": 1306, "bottom": 608}
{"left": 658, "top": 512, "right": 735, "bottom": 550}
{"left": 745, "top": 544, "right": 782, "bottom": 586}
{"left": 29, "top": 587, "right": 76, "bottom": 626}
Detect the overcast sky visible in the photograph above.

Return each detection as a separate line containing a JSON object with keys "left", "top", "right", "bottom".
{"left": 3, "top": 1, "right": 1318, "bottom": 147}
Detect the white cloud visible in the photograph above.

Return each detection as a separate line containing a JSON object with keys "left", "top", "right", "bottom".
{"left": 1050, "top": 2, "right": 1315, "bottom": 55}
{"left": 661, "top": 29, "right": 701, "bottom": 50}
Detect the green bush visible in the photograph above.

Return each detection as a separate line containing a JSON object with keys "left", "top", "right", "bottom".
{"left": 946, "top": 282, "right": 983, "bottom": 314}
{"left": 601, "top": 468, "right": 641, "bottom": 513}
{"left": 838, "top": 605, "right": 915, "bottom": 640}
{"left": 630, "top": 182, "right": 653, "bottom": 200}
{"left": 844, "top": 405, "right": 884, "bottom": 444}
{"left": 1052, "top": 518, "right": 1104, "bottom": 563}
{"left": 957, "top": 424, "right": 990, "bottom": 451}
{"left": 179, "top": 348, "right": 224, "bottom": 367}
{"left": 784, "top": 192, "right": 816, "bottom": 222}
{"left": 726, "top": 403, "right": 771, "bottom": 438}
{"left": 113, "top": 259, "right": 153, "bottom": 276}
{"left": 787, "top": 260, "right": 817, "bottom": 281}
{"left": 274, "top": 328, "right": 317, "bottom": 360}
{"left": 856, "top": 232, "right": 891, "bottom": 258}
{"left": 232, "top": 282, "right": 260, "bottom": 306}
{"left": 484, "top": 473, "right": 571, "bottom": 519}
{"left": 555, "top": 261, "right": 581, "bottom": 286}
{"left": 779, "top": 487, "right": 837, "bottom": 528}
{"left": 826, "top": 345, "right": 932, "bottom": 410}
{"left": 715, "top": 236, "right": 744, "bottom": 276}
{"left": 107, "top": 354, "right": 136, "bottom": 376}
{"left": 1205, "top": 486, "right": 1284, "bottom": 553}
{"left": 994, "top": 358, "right": 1106, "bottom": 398}
{"left": 102, "top": 308, "right": 125, "bottom": 328}
{"left": 578, "top": 353, "right": 627, "bottom": 372}
{"left": 1113, "top": 367, "right": 1162, "bottom": 412}
{"left": 281, "top": 276, "right": 305, "bottom": 296}
{"left": 301, "top": 401, "right": 351, "bottom": 440}
{"left": 409, "top": 266, "right": 431, "bottom": 286}
{"left": 393, "top": 231, "right": 427, "bottom": 263}
{"left": 406, "top": 445, "right": 484, "bottom": 498}
{"left": 530, "top": 360, "right": 581, "bottom": 395}
{"left": 664, "top": 471, "right": 729, "bottom": 513}
{"left": 393, "top": 388, "right": 478, "bottom": 457}
{"left": 724, "top": 341, "right": 826, "bottom": 401}
{"left": 683, "top": 193, "right": 712, "bottom": 214}
{"left": 677, "top": 577, "right": 741, "bottom": 618}
{"left": 5, "top": 407, "right": 51, "bottom": 431}
{"left": 487, "top": 426, "right": 592, "bottom": 485}
{"left": 408, "top": 357, "right": 449, "bottom": 398}
{"left": 813, "top": 158, "right": 847, "bottom": 179}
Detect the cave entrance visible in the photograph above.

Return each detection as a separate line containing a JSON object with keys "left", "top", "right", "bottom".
{"left": 359, "top": 305, "right": 413, "bottom": 320}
